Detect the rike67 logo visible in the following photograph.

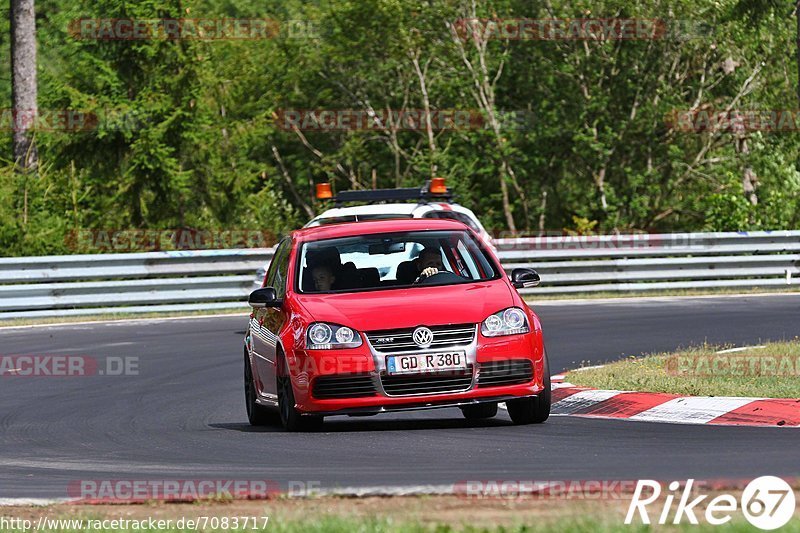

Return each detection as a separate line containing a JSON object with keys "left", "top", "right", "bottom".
{"left": 626, "top": 477, "right": 796, "bottom": 530}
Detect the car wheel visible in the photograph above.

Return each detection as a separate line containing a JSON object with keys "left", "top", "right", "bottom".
{"left": 506, "top": 351, "right": 551, "bottom": 425}
{"left": 460, "top": 402, "right": 498, "bottom": 420}
{"left": 276, "top": 354, "right": 324, "bottom": 432}
{"left": 244, "top": 349, "right": 274, "bottom": 426}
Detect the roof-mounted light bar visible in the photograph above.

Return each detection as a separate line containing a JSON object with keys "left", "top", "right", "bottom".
{"left": 314, "top": 179, "right": 452, "bottom": 205}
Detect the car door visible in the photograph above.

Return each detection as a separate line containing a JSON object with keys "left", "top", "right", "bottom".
{"left": 250, "top": 238, "right": 291, "bottom": 401}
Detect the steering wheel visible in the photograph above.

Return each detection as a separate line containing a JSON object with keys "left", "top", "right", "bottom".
{"left": 415, "top": 271, "right": 463, "bottom": 285}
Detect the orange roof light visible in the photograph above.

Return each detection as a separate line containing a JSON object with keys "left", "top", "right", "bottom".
{"left": 316, "top": 182, "right": 333, "bottom": 200}
{"left": 429, "top": 177, "right": 447, "bottom": 195}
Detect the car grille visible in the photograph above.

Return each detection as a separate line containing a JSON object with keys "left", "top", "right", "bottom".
{"left": 380, "top": 367, "right": 474, "bottom": 396}
{"left": 312, "top": 374, "right": 377, "bottom": 399}
{"left": 477, "top": 359, "right": 534, "bottom": 387}
{"left": 366, "top": 324, "right": 475, "bottom": 353}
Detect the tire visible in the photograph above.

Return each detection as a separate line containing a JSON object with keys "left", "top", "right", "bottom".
{"left": 460, "top": 402, "right": 498, "bottom": 420}
{"left": 506, "top": 352, "right": 551, "bottom": 425}
{"left": 244, "top": 349, "right": 274, "bottom": 426}
{"left": 277, "top": 353, "right": 324, "bottom": 432}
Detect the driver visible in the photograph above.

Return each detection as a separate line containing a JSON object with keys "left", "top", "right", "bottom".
{"left": 415, "top": 247, "right": 445, "bottom": 282}
{"left": 311, "top": 263, "right": 337, "bottom": 291}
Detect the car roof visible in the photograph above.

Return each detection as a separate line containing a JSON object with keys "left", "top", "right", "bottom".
{"left": 292, "top": 218, "right": 472, "bottom": 242}
{"left": 314, "top": 204, "right": 422, "bottom": 217}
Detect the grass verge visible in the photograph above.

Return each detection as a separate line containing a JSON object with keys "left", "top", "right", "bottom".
{"left": 568, "top": 340, "right": 800, "bottom": 398}
{"left": 1, "top": 494, "right": 798, "bottom": 532}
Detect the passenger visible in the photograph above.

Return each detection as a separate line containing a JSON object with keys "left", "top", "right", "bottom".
{"left": 311, "top": 263, "right": 337, "bottom": 292}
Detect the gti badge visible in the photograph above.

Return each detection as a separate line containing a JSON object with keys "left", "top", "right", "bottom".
{"left": 412, "top": 327, "right": 434, "bottom": 348}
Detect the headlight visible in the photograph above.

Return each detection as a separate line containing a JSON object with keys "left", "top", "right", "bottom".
{"left": 306, "top": 323, "right": 363, "bottom": 349}
{"left": 481, "top": 307, "right": 530, "bottom": 337}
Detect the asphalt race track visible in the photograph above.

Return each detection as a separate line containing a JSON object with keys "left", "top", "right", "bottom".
{"left": 1, "top": 294, "right": 799, "bottom": 499}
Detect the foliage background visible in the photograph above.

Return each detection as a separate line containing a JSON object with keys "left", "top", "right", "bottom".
{"left": 1, "top": 0, "right": 799, "bottom": 255}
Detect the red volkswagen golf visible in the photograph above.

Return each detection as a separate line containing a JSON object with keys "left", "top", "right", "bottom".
{"left": 244, "top": 219, "right": 549, "bottom": 431}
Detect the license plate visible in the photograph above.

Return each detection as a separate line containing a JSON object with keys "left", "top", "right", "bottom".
{"left": 386, "top": 351, "right": 467, "bottom": 375}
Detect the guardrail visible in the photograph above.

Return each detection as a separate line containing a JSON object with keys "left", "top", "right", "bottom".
{"left": 0, "top": 230, "right": 797, "bottom": 319}
{"left": 0, "top": 249, "right": 274, "bottom": 320}
{"left": 496, "top": 230, "right": 800, "bottom": 295}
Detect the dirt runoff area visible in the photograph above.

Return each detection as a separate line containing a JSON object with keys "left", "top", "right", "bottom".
{"left": 2, "top": 482, "right": 798, "bottom": 531}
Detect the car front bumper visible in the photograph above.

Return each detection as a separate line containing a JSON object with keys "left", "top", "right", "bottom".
{"left": 307, "top": 392, "right": 541, "bottom": 417}
{"left": 288, "top": 330, "right": 545, "bottom": 415}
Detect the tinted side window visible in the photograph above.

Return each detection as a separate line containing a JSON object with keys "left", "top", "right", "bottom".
{"left": 423, "top": 211, "right": 480, "bottom": 232}
{"left": 272, "top": 240, "right": 292, "bottom": 299}
{"left": 265, "top": 239, "right": 291, "bottom": 296}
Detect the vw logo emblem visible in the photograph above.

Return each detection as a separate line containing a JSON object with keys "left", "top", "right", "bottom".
{"left": 412, "top": 327, "right": 433, "bottom": 348}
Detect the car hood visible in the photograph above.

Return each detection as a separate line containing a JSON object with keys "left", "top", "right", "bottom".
{"left": 296, "top": 281, "right": 515, "bottom": 330}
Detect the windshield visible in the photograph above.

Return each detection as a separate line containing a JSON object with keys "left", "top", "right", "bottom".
{"left": 297, "top": 230, "right": 498, "bottom": 293}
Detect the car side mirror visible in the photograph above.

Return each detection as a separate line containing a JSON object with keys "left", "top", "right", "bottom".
{"left": 511, "top": 268, "right": 540, "bottom": 289}
{"left": 249, "top": 287, "right": 281, "bottom": 309}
